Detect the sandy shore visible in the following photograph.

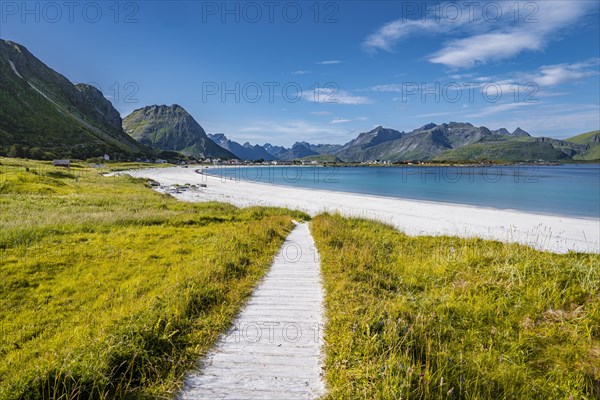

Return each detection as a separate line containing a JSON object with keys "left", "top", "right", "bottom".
{"left": 119, "top": 167, "right": 599, "bottom": 254}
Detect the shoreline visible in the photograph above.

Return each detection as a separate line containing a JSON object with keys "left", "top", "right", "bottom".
{"left": 119, "top": 167, "right": 600, "bottom": 254}
{"left": 201, "top": 167, "right": 598, "bottom": 220}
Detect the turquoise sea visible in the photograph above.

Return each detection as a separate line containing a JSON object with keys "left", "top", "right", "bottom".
{"left": 205, "top": 164, "right": 600, "bottom": 218}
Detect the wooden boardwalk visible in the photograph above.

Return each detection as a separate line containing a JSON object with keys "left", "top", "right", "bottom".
{"left": 178, "top": 222, "right": 326, "bottom": 399}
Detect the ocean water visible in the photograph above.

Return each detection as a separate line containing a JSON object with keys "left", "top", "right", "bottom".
{"left": 205, "top": 164, "right": 600, "bottom": 218}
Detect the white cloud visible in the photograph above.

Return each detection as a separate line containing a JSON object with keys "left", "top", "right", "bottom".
{"left": 315, "top": 60, "right": 341, "bottom": 65}
{"left": 330, "top": 116, "right": 369, "bottom": 124}
{"left": 533, "top": 60, "right": 599, "bottom": 86}
{"left": 292, "top": 70, "right": 312, "bottom": 75}
{"left": 429, "top": 31, "right": 543, "bottom": 68}
{"left": 307, "top": 88, "right": 373, "bottom": 105}
{"left": 363, "top": 17, "right": 460, "bottom": 52}
{"left": 370, "top": 84, "right": 404, "bottom": 92}
{"left": 461, "top": 59, "right": 600, "bottom": 95}
{"left": 331, "top": 118, "right": 352, "bottom": 124}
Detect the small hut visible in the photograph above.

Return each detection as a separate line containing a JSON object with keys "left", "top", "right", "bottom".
{"left": 53, "top": 160, "right": 70, "bottom": 168}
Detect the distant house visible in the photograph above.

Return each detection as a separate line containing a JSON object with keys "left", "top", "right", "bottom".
{"left": 155, "top": 159, "right": 167, "bottom": 164}
{"left": 271, "top": 160, "right": 293, "bottom": 165}
{"left": 53, "top": 159, "right": 70, "bottom": 168}
{"left": 103, "top": 154, "right": 110, "bottom": 161}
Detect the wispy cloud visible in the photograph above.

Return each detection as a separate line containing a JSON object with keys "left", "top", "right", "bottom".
{"left": 364, "top": 19, "right": 453, "bottom": 52}
{"left": 414, "top": 111, "right": 456, "bottom": 118}
{"left": 370, "top": 84, "right": 404, "bottom": 92}
{"left": 429, "top": 31, "right": 543, "bottom": 68}
{"left": 331, "top": 118, "right": 352, "bottom": 124}
{"left": 315, "top": 60, "right": 341, "bottom": 65}
{"left": 292, "top": 70, "right": 312, "bottom": 75}
{"left": 464, "top": 102, "right": 535, "bottom": 118}
{"left": 364, "top": 1, "right": 596, "bottom": 68}
{"left": 460, "top": 59, "right": 600, "bottom": 95}
{"left": 330, "top": 116, "right": 369, "bottom": 124}
{"left": 307, "top": 88, "right": 373, "bottom": 105}
{"left": 530, "top": 59, "right": 599, "bottom": 86}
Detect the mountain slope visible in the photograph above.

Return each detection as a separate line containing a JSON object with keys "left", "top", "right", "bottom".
{"left": 0, "top": 39, "right": 149, "bottom": 159}
{"left": 208, "top": 134, "right": 277, "bottom": 160}
{"left": 299, "top": 142, "right": 341, "bottom": 155}
{"left": 123, "top": 105, "right": 235, "bottom": 159}
{"left": 334, "top": 126, "right": 404, "bottom": 161}
{"left": 565, "top": 130, "right": 600, "bottom": 160}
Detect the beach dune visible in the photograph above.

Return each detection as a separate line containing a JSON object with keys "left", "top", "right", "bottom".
{"left": 121, "top": 167, "right": 599, "bottom": 254}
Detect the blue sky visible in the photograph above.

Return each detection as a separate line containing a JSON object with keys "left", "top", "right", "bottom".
{"left": 2, "top": 1, "right": 599, "bottom": 146}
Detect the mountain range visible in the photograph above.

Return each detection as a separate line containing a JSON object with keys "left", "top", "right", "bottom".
{"left": 205, "top": 123, "right": 599, "bottom": 163}
{"left": 0, "top": 38, "right": 598, "bottom": 163}
{"left": 208, "top": 133, "right": 276, "bottom": 161}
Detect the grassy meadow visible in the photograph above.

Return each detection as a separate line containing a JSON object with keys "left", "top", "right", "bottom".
{"left": 311, "top": 214, "right": 600, "bottom": 399}
{"left": 0, "top": 157, "right": 307, "bottom": 399}
{"left": 2, "top": 156, "right": 599, "bottom": 400}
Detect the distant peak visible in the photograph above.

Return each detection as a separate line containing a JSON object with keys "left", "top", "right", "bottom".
{"left": 420, "top": 123, "right": 437, "bottom": 130}
{"left": 512, "top": 127, "right": 530, "bottom": 136}
{"left": 209, "top": 133, "right": 227, "bottom": 141}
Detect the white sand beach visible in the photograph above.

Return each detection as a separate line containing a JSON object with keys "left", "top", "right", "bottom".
{"left": 119, "top": 167, "right": 599, "bottom": 254}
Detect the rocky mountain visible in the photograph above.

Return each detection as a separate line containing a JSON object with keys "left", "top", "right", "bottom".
{"left": 123, "top": 105, "right": 235, "bottom": 159}
{"left": 262, "top": 142, "right": 340, "bottom": 161}
{"left": 263, "top": 143, "right": 289, "bottom": 159}
{"left": 332, "top": 122, "right": 595, "bottom": 162}
{"left": 334, "top": 126, "right": 405, "bottom": 162}
{"left": 278, "top": 142, "right": 319, "bottom": 160}
{"left": 208, "top": 133, "right": 277, "bottom": 160}
{"left": 0, "top": 39, "right": 149, "bottom": 159}
{"left": 298, "top": 142, "right": 341, "bottom": 155}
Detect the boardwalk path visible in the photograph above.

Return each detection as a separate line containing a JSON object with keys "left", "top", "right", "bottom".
{"left": 178, "top": 222, "right": 326, "bottom": 399}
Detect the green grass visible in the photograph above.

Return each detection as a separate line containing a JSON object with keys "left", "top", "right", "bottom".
{"left": 0, "top": 157, "right": 308, "bottom": 399}
{"left": 311, "top": 214, "right": 600, "bottom": 399}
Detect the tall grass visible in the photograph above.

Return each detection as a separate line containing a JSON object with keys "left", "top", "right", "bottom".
{"left": 0, "top": 157, "right": 308, "bottom": 399}
{"left": 311, "top": 214, "right": 599, "bottom": 399}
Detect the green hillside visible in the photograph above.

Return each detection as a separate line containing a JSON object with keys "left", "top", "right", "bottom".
{"left": 565, "top": 130, "right": 600, "bottom": 161}
{"left": 566, "top": 130, "right": 600, "bottom": 144}
{"left": 434, "top": 138, "right": 571, "bottom": 162}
